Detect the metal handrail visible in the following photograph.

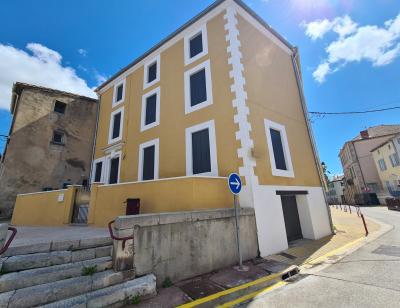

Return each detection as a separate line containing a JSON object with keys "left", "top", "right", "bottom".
{"left": 0, "top": 227, "right": 17, "bottom": 255}
{"left": 108, "top": 220, "right": 133, "bottom": 249}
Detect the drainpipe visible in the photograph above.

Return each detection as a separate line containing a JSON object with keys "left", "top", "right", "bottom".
{"left": 290, "top": 48, "right": 334, "bottom": 234}
{"left": 88, "top": 94, "right": 101, "bottom": 187}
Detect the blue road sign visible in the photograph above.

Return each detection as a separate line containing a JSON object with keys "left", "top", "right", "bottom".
{"left": 228, "top": 173, "right": 242, "bottom": 195}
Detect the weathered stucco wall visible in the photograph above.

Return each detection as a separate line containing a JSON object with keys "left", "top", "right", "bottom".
{"left": 0, "top": 87, "right": 97, "bottom": 217}
{"left": 11, "top": 186, "right": 76, "bottom": 226}
{"left": 88, "top": 177, "right": 232, "bottom": 227}
{"left": 112, "top": 208, "right": 258, "bottom": 285}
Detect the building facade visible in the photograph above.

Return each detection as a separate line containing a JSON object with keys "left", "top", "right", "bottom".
{"left": 10, "top": 0, "right": 332, "bottom": 257}
{"left": 371, "top": 134, "right": 400, "bottom": 199}
{"left": 0, "top": 83, "right": 97, "bottom": 217}
{"left": 326, "top": 176, "right": 345, "bottom": 204}
{"left": 339, "top": 125, "right": 400, "bottom": 205}
{"left": 88, "top": 0, "right": 331, "bottom": 256}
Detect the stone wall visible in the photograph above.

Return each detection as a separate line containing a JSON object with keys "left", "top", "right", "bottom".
{"left": 111, "top": 208, "right": 258, "bottom": 285}
{"left": 0, "top": 87, "right": 97, "bottom": 217}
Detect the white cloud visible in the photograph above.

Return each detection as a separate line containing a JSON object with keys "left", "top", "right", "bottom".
{"left": 77, "top": 48, "right": 88, "bottom": 57}
{"left": 0, "top": 43, "right": 96, "bottom": 110}
{"left": 301, "top": 15, "right": 357, "bottom": 40}
{"left": 302, "top": 13, "right": 400, "bottom": 83}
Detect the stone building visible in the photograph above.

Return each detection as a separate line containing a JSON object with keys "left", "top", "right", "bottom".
{"left": 339, "top": 125, "right": 400, "bottom": 205}
{"left": 0, "top": 83, "right": 97, "bottom": 217}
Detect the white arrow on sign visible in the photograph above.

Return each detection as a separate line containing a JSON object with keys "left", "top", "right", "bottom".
{"left": 230, "top": 178, "right": 241, "bottom": 189}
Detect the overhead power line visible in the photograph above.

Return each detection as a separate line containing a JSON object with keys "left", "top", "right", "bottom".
{"left": 309, "top": 106, "right": 400, "bottom": 115}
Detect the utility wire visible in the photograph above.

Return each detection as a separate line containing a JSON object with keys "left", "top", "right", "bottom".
{"left": 309, "top": 106, "right": 400, "bottom": 115}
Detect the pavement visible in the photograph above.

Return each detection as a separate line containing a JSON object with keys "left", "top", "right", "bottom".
{"left": 129, "top": 205, "right": 382, "bottom": 307}
{"left": 247, "top": 206, "right": 400, "bottom": 308}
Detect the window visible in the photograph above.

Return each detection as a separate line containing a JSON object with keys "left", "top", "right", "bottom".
{"left": 138, "top": 139, "right": 159, "bottom": 181}
{"left": 54, "top": 100, "right": 66, "bottom": 114}
{"left": 186, "top": 120, "right": 218, "bottom": 176}
{"left": 113, "top": 79, "right": 125, "bottom": 106}
{"left": 378, "top": 159, "right": 387, "bottom": 171}
{"left": 143, "top": 55, "right": 160, "bottom": 89}
{"left": 91, "top": 157, "right": 105, "bottom": 183}
{"left": 389, "top": 153, "right": 400, "bottom": 167}
{"left": 52, "top": 130, "right": 65, "bottom": 145}
{"left": 108, "top": 107, "right": 124, "bottom": 144}
{"left": 184, "top": 25, "right": 208, "bottom": 65}
{"left": 264, "top": 119, "right": 294, "bottom": 178}
{"left": 184, "top": 60, "right": 213, "bottom": 114}
{"left": 140, "top": 87, "right": 160, "bottom": 131}
{"left": 108, "top": 155, "right": 120, "bottom": 184}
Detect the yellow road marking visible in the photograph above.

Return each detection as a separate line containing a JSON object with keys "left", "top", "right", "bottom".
{"left": 304, "top": 236, "right": 364, "bottom": 266}
{"left": 217, "top": 281, "right": 287, "bottom": 307}
{"left": 176, "top": 271, "right": 284, "bottom": 308}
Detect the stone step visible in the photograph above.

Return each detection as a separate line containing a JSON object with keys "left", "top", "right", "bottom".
{"left": 1, "top": 269, "right": 137, "bottom": 308}
{"left": 41, "top": 274, "right": 156, "bottom": 308}
{"left": 1, "top": 245, "right": 112, "bottom": 273}
{"left": 4, "top": 236, "right": 113, "bottom": 257}
{"left": 0, "top": 256, "right": 112, "bottom": 293}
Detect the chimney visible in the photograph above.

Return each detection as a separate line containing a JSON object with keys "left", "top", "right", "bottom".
{"left": 360, "top": 130, "right": 369, "bottom": 139}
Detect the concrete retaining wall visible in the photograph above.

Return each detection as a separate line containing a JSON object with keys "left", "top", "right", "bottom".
{"left": 112, "top": 208, "right": 258, "bottom": 285}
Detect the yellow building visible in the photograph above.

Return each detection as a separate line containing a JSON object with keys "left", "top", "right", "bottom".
{"left": 371, "top": 134, "right": 400, "bottom": 199}
{"left": 12, "top": 0, "right": 332, "bottom": 256}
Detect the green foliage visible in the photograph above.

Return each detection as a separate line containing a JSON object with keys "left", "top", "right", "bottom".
{"left": 162, "top": 277, "right": 173, "bottom": 288}
{"left": 130, "top": 295, "right": 141, "bottom": 305}
{"left": 81, "top": 265, "right": 97, "bottom": 276}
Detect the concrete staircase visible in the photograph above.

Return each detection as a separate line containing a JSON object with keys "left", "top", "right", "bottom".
{"left": 0, "top": 237, "right": 156, "bottom": 307}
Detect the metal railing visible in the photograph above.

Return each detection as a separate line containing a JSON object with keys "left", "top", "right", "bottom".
{"left": 0, "top": 227, "right": 17, "bottom": 255}
{"left": 107, "top": 220, "right": 134, "bottom": 249}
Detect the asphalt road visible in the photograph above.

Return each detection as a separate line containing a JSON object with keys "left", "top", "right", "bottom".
{"left": 247, "top": 207, "right": 400, "bottom": 308}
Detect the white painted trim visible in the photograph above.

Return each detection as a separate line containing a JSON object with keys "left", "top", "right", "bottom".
{"left": 108, "top": 106, "right": 124, "bottom": 145}
{"left": 17, "top": 189, "right": 67, "bottom": 197}
{"left": 264, "top": 119, "right": 294, "bottom": 178}
{"left": 138, "top": 138, "right": 160, "bottom": 181}
{"left": 184, "top": 59, "right": 213, "bottom": 114}
{"left": 224, "top": 6, "right": 258, "bottom": 201}
{"left": 112, "top": 78, "right": 126, "bottom": 107}
{"left": 185, "top": 120, "right": 218, "bottom": 176}
{"left": 140, "top": 87, "right": 161, "bottom": 132}
{"left": 143, "top": 54, "right": 161, "bottom": 89}
{"left": 105, "top": 150, "right": 122, "bottom": 184}
{"left": 91, "top": 156, "right": 106, "bottom": 183}
{"left": 184, "top": 24, "right": 209, "bottom": 66}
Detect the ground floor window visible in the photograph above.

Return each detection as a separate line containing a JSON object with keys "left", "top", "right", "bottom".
{"left": 138, "top": 139, "right": 159, "bottom": 181}
{"left": 185, "top": 120, "right": 218, "bottom": 176}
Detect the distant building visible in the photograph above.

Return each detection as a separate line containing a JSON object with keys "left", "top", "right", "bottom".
{"left": 0, "top": 83, "right": 97, "bottom": 217}
{"left": 371, "top": 134, "right": 400, "bottom": 200}
{"left": 326, "top": 175, "right": 345, "bottom": 204}
{"left": 339, "top": 125, "right": 400, "bottom": 205}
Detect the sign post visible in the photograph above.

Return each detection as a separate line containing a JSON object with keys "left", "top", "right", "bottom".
{"left": 228, "top": 173, "right": 244, "bottom": 270}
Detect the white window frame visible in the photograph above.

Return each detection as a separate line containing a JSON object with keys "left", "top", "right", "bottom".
{"left": 108, "top": 106, "right": 124, "bottom": 145}
{"left": 184, "top": 59, "right": 213, "bottom": 114}
{"left": 140, "top": 87, "right": 161, "bottom": 132}
{"left": 264, "top": 119, "right": 294, "bottom": 178}
{"left": 138, "top": 138, "right": 159, "bottom": 181}
{"left": 91, "top": 156, "right": 106, "bottom": 183}
{"left": 112, "top": 79, "right": 126, "bottom": 107}
{"left": 106, "top": 151, "right": 122, "bottom": 184}
{"left": 378, "top": 158, "right": 387, "bottom": 171}
{"left": 184, "top": 24, "right": 208, "bottom": 65}
{"left": 143, "top": 54, "right": 160, "bottom": 89}
{"left": 185, "top": 120, "right": 218, "bottom": 176}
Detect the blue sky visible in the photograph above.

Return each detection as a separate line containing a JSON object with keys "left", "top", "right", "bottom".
{"left": 0, "top": 0, "right": 399, "bottom": 175}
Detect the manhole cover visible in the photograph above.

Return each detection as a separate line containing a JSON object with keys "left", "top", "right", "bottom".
{"left": 372, "top": 245, "right": 400, "bottom": 257}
